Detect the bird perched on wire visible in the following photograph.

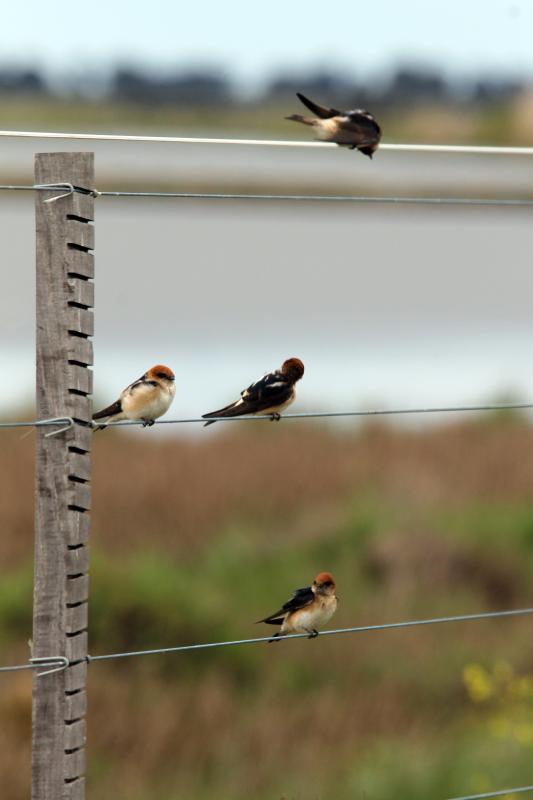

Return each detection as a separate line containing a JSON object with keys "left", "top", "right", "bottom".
{"left": 257, "top": 572, "right": 338, "bottom": 642}
{"left": 285, "top": 92, "right": 382, "bottom": 158}
{"left": 202, "top": 357, "right": 304, "bottom": 427}
{"left": 92, "top": 364, "right": 176, "bottom": 430}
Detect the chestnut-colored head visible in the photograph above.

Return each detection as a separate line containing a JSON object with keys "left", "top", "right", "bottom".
{"left": 281, "top": 357, "right": 304, "bottom": 382}
{"left": 313, "top": 572, "right": 336, "bottom": 594}
{"left": 146, "top": 364, "right": 175, "bottom": 382}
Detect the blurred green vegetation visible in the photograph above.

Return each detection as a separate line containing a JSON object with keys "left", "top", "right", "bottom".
{"left": 1, "top": 421, "right": 533, "bottom": 798}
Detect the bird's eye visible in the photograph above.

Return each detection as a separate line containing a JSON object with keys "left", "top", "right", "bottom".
{"left": 156, "top": 372, "right": 168, "bottom": 379}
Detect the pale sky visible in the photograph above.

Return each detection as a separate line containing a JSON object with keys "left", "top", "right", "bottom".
{"left": 1, "top": 0, "right": 532, "bottom": 88}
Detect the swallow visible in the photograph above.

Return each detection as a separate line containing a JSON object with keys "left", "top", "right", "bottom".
{"left": 202, "top": 357, "right": 304, "bottom": 427}
{"left": 257, "top": 572, "right": 338, "bottom": 642}
{"left": 92, "top": 364, "right": 176, "bottom": 430}
{"left": 285, "top": 92, "right": 382, "bottom": 158}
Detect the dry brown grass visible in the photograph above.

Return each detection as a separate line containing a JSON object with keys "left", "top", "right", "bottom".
{"left": 90, "top": 420, "right": 533, "bottom": 546}
{"left": 3, "top": 420, "right": 532, "bottom": 566}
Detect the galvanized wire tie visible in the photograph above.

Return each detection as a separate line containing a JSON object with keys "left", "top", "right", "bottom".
{"left": 0, "top": 656, "right": 70, "bottom": 677}
{"left": 0, "top": 416, "right": 76, "bottom": 437}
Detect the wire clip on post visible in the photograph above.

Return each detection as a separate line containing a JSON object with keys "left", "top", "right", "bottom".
{"left": 30, "top": 656, "right": 71, "bottom": 677}
{"left": 0, "top": 416, "right": 75, "bottom": 437}
{"left": 0, "top": 656, "right": 70, "bottom": 676}
{"left": 35, "top": 183, "right": 75, "bottom": 202}
{"left": 40, "top": 416, "right": 76, "bottom": 437}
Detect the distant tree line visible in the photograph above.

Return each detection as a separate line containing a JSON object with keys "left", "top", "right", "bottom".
{"left": 0, "top": 64, "right": 525, "bottom": 107}
{"left": 0, "top": 68, "right": 44, "bottom": 94}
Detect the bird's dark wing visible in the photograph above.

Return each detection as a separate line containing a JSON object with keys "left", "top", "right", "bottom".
{"left": 125, "top": 375, "right": 158, "bottom": 395}
{"left": 241, "top": 371, "right": 293, "bottom": 409}
{"left": 258, "top": 586, "right": 314, "bottom": 625}
{"left": 92, "top": 399, "right": 122, "bottom": 420}
{"left": 202, "top": 371, "right": 293, "bottom": 425}
{"left": 297, "top": 92, "right": 341, "bottom": 119}
{"left": 343, "top": 110, "right": 382, "bottom": 138}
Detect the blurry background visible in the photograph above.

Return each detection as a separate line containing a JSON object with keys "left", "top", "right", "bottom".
{"left": 1, "top": 1, "right": 533, "bottom": 798}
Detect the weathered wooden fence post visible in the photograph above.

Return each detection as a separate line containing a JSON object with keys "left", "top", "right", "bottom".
{"left": 33, "top": 153, "right": 94, "bottom": 800}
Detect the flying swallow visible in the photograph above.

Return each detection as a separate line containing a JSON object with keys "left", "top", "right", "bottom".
{"left": 285, "top": 92, "right": 382, "bottom": 158}
{"left": 202, "top": 357, "right": 304, "bottom": 427}
{"left": 257, "top": 572, "right": 338, "bottom": 642}
{"left": 92, "top": 364, "right": 176, "bottom": 430}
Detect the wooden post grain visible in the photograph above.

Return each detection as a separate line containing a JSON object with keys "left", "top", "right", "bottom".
{"left": 33, "top": 153, "right": 94, "bottom": 800}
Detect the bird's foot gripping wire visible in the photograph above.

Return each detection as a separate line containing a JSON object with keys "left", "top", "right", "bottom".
{"left": 307, "top": 629, "right": 319, "bottom": 639}
{"left": 141, "top": 419, "right": 155, "bottom": 428}
{"left": 270, "top": 413, "right": 281, "bottom": 422}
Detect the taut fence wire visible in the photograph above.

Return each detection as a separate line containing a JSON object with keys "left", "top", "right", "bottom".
{"left": 2, "top": 605, "right": 533, "bottom": 675}
{"left": 1, "top": 183, "right": 533, "bottom": 207}
{"left": 1, "top": 401, "right": 533, "bottom": 434}
{"left": 1, "top": 130, "right": 533, "bottom": 155}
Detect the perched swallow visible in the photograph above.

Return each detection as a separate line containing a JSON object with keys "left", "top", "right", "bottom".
{"left": 202, "top": 357, "right": 304, "bottom": 427}
{"left": 92, "top": 364, "right": 176, "bottom": 430}
{"left": 285, "top": 92, "right": 382, "bottom": 158}
{"left": 257, "top": 572, "right": 338, "bottom": 642}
